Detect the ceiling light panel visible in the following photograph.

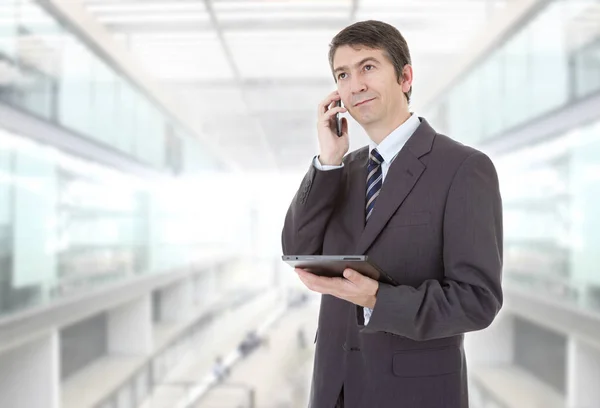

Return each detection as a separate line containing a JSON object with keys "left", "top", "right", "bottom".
{"left": 357, "top": 0, "right": 507, "bottom": 22}
{"left": 213, "top": 0, "right": 351, "bottom": 12}
{"left": 96, "top": 12, "right": 210, "bottom": 24}
{"left": 226, "top": 30, "right": 338, "bottom": 79}
{"left": 129, "top": 33, "right": 234, "bottom": 80}
{"left": 85, "top": 2, "right": 207, "bottom": 14}
{"left": 218, "top": 11, "right": 349, "bottom": 21}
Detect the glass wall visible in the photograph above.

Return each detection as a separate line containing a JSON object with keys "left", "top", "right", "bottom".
{"left": 426, "top": 0, "right": 600, "bottom": 144}
{"left": 0, "top": 125, "right": 239, "bottom": 318}
{"left": 496, "top": 117, "right": 600, "bottom": 311}
{"left": 421, "top": 0, "right": 600, "bottom": 315}
{"left": 0, "top": 0, "right": 219, "bottom": 173}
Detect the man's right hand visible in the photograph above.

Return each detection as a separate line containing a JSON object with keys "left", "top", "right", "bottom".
{"left": 317, "top": 91, "right": 349, "bottom": 166}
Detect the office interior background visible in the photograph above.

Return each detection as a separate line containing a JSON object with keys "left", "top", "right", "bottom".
{"left": 1, "top": 0, "right": 600, "bottom": 407}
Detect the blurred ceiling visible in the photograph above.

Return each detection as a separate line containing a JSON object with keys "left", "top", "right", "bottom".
{"left": 81, "top": 0, "right": 510, "bottom": 172}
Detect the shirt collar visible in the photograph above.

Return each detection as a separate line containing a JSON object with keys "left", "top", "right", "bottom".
{"left": 369, "top": 113, "right": 421, "bottom": 164}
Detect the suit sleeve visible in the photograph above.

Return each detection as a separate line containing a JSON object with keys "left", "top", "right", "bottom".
{"left": 366, "top": 151, "right": 503, "bottom": 341}
{"left": 281, "top": 160, "right": 344, "bottom": 255}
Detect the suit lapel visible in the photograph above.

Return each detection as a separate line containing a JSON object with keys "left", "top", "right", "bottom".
{"left": 356, "top": 118, "right": 436, "bottom": 254}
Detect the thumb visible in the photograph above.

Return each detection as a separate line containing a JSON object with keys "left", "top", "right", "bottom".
{"left": 343, "top": 268, "right": 359, "bottom": 282}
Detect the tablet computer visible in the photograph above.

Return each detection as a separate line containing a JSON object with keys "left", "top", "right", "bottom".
{"left": 282, "top": 255, "right": 397, "bottom": 286}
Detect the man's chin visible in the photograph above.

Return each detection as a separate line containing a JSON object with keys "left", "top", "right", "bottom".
{"left": 356, "top": 115, "right": 379, "bottom": 128}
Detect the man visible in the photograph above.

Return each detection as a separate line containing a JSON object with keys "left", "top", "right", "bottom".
{"left": 281, "top": 20, "right": 503, "bottom": 408}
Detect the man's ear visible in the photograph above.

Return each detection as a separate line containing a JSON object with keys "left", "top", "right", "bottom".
{"left": 400, "top": 65, "right": 413, "bottom": 93}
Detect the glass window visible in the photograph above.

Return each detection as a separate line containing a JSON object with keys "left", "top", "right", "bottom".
{"left": 1, "top": 0, "right": 224, "bottom": 173}
{"left": 480, "top": 50, "right": 504, "bottom": 140}
{"left": 0, "top": 127, "right": 150, "bottom": 316}
{"left": 529, "top": 1, "right": 569, "bottom": 118}
{"left": 498, "top": 118, "right": 600, "bottom": 312}
{"left": 462, "top": 67, "right": 483, "bottom": 145}
{"left": 447, "top": 79, "right": 467, "bottom": 144}
{"left": 435, "top": 0, "right": 599, "bottom": 142}
{"left": 0, "top": 0, "right": 17, "bottom": 59}
{"left": 90, "top": 59, "right": 117, "bottom": 146}
{"left": 446, "top": 68, "right": 482, "bottom": 145}
{"left": 14, "top": 0, "right": 61, "bottom": 119}
{"left": 568, "top": 120, "right": 600, "bottom": 291}
{"left": 502, "top": 24, "right": 531, "bottom": 130}
{"left": 573, "top": 37, "right": 600, "bottom": 99}
{"left": 57, "top": 35, "right": 93, "bottom": 135}
{"left": 114, "top": 75, "right": 136, "bottom": 155}
{"left": 133, "top": 98, "right": 159, "bottom": 165}
{"left": 12, "top": 139, "right": 57, "bottom": 302}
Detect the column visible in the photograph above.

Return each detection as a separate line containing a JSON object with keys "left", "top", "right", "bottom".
{"left": 108, "top": 294, "right": 153, "bottom": 355}
{"left": 567, "top": 337, "right": 600, "bottom": 408}
{"left": 159, "top": 278, "right": 193, "bottom": 322}
{"left": 0, "top": 331, "right": 59, "bottom": 408}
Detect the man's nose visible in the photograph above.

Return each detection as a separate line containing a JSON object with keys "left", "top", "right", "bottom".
{"left": 350, "top": 76, "right": 367, "bottom": 94}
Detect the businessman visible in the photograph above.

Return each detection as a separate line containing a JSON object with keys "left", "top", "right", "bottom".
{"left": 281, "top": 20, "right": 503, "bottom": 408}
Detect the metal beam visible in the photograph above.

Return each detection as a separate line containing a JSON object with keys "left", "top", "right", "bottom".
{"left": 202, "top": 0, "right": 279, "bottom": 169}
{"left": 480, "top": 89, "right": 600, "bottom": 156}
{"left": 0, "top": 102, "right": 165, "bottom": 179}
{"left": 203, "top": 0, "right": 239, "bottom": 79}
{"left": 104, "top": 18, "right": 356, "bottom": 33}
{"left": 167, "top": 77, "right": 333, "bottom": 89}
{"left": 350, "top": 0, "right": 359, "bottom": 21}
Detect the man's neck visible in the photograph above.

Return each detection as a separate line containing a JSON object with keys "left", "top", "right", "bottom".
{"left": 365, "top": 110, "right": 412, "bottom": 145}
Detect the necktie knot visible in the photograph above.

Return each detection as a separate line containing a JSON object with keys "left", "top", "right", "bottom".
{"left": 368, "top": 149, "right": 384, "bottom": 169}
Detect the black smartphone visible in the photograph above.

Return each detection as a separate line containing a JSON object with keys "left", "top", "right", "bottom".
{"left": 335, "top": 100, "right": 343, "bottom": 137}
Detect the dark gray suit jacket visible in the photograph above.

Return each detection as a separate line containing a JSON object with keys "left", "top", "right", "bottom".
{"left": 282, "top": 118, "right": 503, "bottom": 408}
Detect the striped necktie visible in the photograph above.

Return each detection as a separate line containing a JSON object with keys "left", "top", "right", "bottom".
{"left": 363, "top": 148, "right": 384, "bottom": 324}
{"left": 366, "top": 148, "right": 384, "bottom": 222}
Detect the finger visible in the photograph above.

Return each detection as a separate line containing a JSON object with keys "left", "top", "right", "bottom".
{"left": 343, "top": 268, "right": 363, "bottom": 284}
{"left": 296, "top": 269, "right": 321, "bottom": 287}
{"left": 299, "top": 271, "right": 346, "bottom": 295}
{"left": 320, "top": 106, "right": 347, "bottom": 124}
{"left": 342, "top": 269, "right": 378, "bottom": 297}
{"left": 341, "top": 117, "right": 349, "bottom": 135}
{"left": 318, "top": 91, "right": 340, "bottom": 115}
{"left": 299, "top": 274, "right": 328, "bottom": 294}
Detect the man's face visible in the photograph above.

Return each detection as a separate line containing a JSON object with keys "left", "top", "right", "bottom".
{"left": 332, "top": 45, "right": 409, "bottom": 128}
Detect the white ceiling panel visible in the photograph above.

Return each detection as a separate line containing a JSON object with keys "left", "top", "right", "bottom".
{"left": 81, "top": 0, "right": 512, "bottom": 172}
{"left": 86, "top": 2, "right": 207, "bottom": 13}
{"left": 226, "top": 30, "right": 339, "bottom": 79}
{"left": 96, "top": 12, "right": 210, "bottom": 24}
{"left": 212, "top": 0, "right": 352, "bottom": 12}
{"left": 218, "top": 11, "right": 349, "bottom": 21}
{"left": 243, "top": 83, "right": 333, "bottom": 114}
{"left": 170, "top": 83, "right": 248, "bottom": 115}
{"left": 129, "top": 33, "right": 234, "bottom": 80}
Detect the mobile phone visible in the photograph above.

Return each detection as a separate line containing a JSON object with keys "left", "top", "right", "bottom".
{"left": 335, "top": 100, "right": 343, "bottom": 137}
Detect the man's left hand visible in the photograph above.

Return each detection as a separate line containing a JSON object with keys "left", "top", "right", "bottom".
{"left": 295, "top": 268, "right": 379, "bottom": 309}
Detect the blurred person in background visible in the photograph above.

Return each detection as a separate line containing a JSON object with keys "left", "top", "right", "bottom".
{"left": 212, "top": 355, "right": 229, "bottom": 382}
{"left": 282, "top": 20, "right": 503, "bottom": 408}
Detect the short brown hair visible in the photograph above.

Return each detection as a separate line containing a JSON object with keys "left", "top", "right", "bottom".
{"left": 328, "top": 20, "right": 412, "bottom": 103}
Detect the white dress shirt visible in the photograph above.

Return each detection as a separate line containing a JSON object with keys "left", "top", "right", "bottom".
{"left": 313, "top": 113, "right": 421, "bottom": 324}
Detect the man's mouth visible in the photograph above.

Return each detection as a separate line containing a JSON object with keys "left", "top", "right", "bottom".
{"left": 355, "top": 98, "right": 375, "bottom": 107}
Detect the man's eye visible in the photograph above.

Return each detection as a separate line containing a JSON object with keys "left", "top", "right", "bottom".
{"left": 338, "top": 73, "right": 347, "bottom": 80}
{"left": 365, "top": 65, "right": 374, "bottom": 71}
